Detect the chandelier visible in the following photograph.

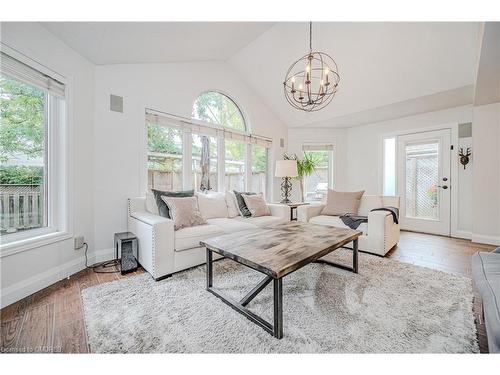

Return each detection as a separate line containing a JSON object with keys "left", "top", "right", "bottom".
{"left": 283, "top": 22, "right": 340, "bottom": 112}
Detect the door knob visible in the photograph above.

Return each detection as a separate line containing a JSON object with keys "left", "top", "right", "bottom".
{"left": 438, "top": 185, "right": 448, "bottom": 189}
{"left": 442, "top": 177, "right": 448, "bottom": 181}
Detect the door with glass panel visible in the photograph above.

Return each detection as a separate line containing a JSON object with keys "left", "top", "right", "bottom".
{"left": 397, "top": 129, "right": 451, "bottom": 235}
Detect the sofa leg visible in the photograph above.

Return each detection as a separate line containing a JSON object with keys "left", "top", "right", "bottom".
{"left": 154, "top": 274, "right": 172, "bottom": 281}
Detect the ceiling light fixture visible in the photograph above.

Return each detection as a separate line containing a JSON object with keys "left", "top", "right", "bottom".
{"left": 283, "top": 22, "right": 340, "bottom": 112}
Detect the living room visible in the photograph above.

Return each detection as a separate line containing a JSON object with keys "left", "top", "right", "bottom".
{"left": 1, "top": 0, "right": 500, "bottom": 370}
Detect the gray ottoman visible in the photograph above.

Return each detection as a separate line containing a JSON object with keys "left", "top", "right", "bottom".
{"left": 471, "top": 247, "right": 500, "bottom": 353}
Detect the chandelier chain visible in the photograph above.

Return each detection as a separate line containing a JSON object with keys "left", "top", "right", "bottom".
{"left": 309, "top": 21, "right": 312, "bottom": 53}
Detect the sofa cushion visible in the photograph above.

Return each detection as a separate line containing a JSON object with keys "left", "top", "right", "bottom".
{"left": 358, "top": 195, "right": 383, "bottom": 216}
{"left": 309, "top": 215, "right": 368, "bottom": 235}
{"left": 206, "top": 218, "right": 258, "bottom": 233}
{"left": 471, "top": 251, "right": 500, "bottom": 353}
{"left": 321, "top": 189, "right": 365, "bottom": 216}
{"left": 235, "top": 215, "right": 288, "bottom": 228}
{"left": 225, "top": 191, "right": 240, "bottom": 218}
{"left": 196, "top": 192, "right": 228, "bottom": 220}
{"left": 146, "top": 192, "right": 159, "bottom": 215}
{"left": 152, "top": 189, "right": 194, "bottom": 218}
{"left": 174, "top": 224, "right": 225, "bottom": 252}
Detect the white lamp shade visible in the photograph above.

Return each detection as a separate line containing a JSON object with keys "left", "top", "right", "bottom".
{"left": 275, "top": 160, "right": 298, "bottom": 178}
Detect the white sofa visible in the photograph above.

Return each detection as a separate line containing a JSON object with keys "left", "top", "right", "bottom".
{"left": 297, "top": 195, "right": 400, "bottom": 256}
{"left": 127, "top": 195, "right": 291, "bottom": 280}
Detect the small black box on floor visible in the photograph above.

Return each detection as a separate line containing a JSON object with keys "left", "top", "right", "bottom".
{"left": 114, "top": 232, "right": 138, "bottom": 275}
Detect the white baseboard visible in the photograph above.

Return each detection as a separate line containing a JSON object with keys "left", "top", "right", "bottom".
{"left": 452, "top": 230, "right": 472, "bottom": 240}
{"left": 0, "top": 248, "right": 115, "bottom": 309}
{"left": 471, "top": 234, "right": 500, "bottom": 246}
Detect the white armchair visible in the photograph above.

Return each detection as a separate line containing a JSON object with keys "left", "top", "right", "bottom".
{"left": 127, "top": 197, "right": 291, "bottom": 280}
{"left": 297, "top": 195, "right": 400, "bottom": 256}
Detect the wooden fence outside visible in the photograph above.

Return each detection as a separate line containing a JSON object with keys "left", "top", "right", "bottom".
{"left": 0, "top": 184, "right": 43, "bottom": 234}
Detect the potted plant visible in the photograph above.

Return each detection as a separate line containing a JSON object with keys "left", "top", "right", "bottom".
{"left": 283, "top": 153, "right": 320, "bottom": 202}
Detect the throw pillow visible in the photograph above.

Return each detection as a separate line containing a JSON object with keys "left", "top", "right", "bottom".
{"left": 145, "top": 192, "right": 159, "bottom": 215}
{"left": 161, "top": 196, "right": 207, "bottom": 230}
{"left": 225, "top": 191, "right": 240, "bottom": 218}
{"left": 196, "top": 192, "right": 228, "bottom": 220}
{"left": 321, "top": 189, "right": 365, "bottom": 216}
{"left": 242, "top": 194, "right": 270, "bottom": 217}
{"left": 233, "top": 190, "right": 256, "bottom": 218}
{"left": 152, "top": 189, "right": 194, "bottom": 218}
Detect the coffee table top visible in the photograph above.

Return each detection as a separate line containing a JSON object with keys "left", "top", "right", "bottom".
{"left": 200, "top": 221, "right": 361, "bottom": 279}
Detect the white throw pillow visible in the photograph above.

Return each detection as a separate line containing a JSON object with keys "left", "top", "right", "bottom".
{"left": 225, "top": 191, "right": 240, "bottom": 218}
{"left": 196, "top": 192, "right": 228, "bottom": 220}
{"left": 146, "top": 192, "right": 159, "bottom": 215}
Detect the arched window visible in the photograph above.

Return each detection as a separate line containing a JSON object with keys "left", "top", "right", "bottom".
{"left": 192, "top": 91, "right": 246, "bottom": 132}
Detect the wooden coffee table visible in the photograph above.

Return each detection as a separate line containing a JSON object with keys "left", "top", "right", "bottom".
{"left": 200, "top": 221, "right": 361, "bottom": 339}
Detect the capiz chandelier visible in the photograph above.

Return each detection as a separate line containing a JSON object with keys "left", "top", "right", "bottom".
{"left": 283, "top": 22, "right": 340, "bottom": 112}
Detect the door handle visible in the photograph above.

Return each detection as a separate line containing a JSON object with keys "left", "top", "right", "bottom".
{"left": 438, "top": 185, "right": 448, "bottom": 189}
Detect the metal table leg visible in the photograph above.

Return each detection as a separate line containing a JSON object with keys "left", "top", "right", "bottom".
{"left": 205, "top": 249, "right": 285, "bottom": 339}
{"left": 314, "top": 238, "right": 359, "bottom": 274}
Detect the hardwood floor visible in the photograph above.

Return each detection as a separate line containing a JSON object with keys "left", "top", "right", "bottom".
{"left": 1, "top": 231, "right": 496, "bottom": 353}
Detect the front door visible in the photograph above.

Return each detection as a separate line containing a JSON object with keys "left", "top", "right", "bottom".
{"left": 397, "top": 129, "right": 451, "bottom": 236}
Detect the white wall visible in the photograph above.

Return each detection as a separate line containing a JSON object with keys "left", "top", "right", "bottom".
{"left": 0, "top": 23, "right": 95, "bottom": 307}
{"left": 472, "top": 102, "right": 500, "bottom": 245}
{"left": 93, "top": 62, "right": 288, "bottom": 254}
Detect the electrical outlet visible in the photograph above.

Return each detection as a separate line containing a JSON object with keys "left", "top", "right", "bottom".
{"left": 74, "top": 236, "right": 84, "bottom": 250}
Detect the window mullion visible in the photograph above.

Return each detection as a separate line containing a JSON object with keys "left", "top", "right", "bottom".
{"left": 217, "top": 136, "right": 225, "bottom": 192}
{"left": 245, "top": 144, "right": 252, "bottom": 192}
{"left": 183, "top": 130, "right": 193, "bottom": 190}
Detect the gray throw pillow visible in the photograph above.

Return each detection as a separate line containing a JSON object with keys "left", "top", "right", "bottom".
{"left": 152, "top": 189, "right": 194, "bottom": 218}
{"left": 321, "top": 189, "right": 365, "bottom": 216}
{"left": 233, "top": 190, "right": 256, "bottom": 218}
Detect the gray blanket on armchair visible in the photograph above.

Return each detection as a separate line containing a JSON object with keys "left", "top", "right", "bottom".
{"left": 340, "top": 206, "right": 399, "bottom": 230}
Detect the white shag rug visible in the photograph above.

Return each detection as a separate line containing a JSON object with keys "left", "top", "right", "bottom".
{"left": 81, "top": 250, "right": 479, "bottom": 353}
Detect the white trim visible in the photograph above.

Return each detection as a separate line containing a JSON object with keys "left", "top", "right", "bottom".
{"left": 0, "top": 43, "right": 66, "bottom": 84}
{"left": 453, "top": 230, "right": 472, "bottom": 240}
{"left": 0, "top": 247, "right": 114, "bottom": 309}
{"left": 471, "top": 234, "right": 500, "bottom": 246}
{"left": 0, "top": 230, "right": 71, "bottom": 257}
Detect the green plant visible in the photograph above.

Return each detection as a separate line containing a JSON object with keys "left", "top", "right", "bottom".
{"left": 0, "top": 166, "right": 43, "bottom": 184}
{"left": 283, "top": 153, "right": 320, "bottom": 201}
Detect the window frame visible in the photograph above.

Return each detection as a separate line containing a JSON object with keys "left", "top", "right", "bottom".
{"left": 0, "top": 46, "right": 71, "bottom": 256}
{"left": 301, "top": 144, "right": 334, "bottom": 202}
{"left": 145, "top": 108, "right": 271, "bottom": 198}
{"left": 192, "top": 90, "right": 248, "bottom": 133}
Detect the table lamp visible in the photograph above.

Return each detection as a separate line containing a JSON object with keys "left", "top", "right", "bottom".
{"left": 275, "top": 160, "right": 298, "bottom": 204}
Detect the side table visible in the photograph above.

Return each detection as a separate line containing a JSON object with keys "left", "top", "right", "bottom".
{"left": 274, "top": 202, "right": 310, "bottom": 221}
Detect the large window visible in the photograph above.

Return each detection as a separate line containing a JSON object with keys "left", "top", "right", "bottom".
{"left": 192, "top": 91, "right": 246, "bottom": 131}
{"left": 251, "top": 144, "right": 268, "bottom": 198}
{"left": 147, "top": 125, "right": 183, "bottom": 191}
{"left": 302, "top": 145, "right": 333, "bottom": 202}
{"left": 192, "top": 134, "right": 218, "bottom": 191}
{"left": 383, "top": 137, "right": 396, "bottom": 196}
{"left": 146, "top": 93, "right": 271, "bottom": 197}
{"left": 224, "top": 139, "right": 246, "bottom": 192}
{"left": 0, "top": 52, "right": 66, "bottom": 246}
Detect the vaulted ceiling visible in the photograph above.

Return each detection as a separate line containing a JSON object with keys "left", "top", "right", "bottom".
{"left": 42, "top": 22, "right": 484, "bottom": 128}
